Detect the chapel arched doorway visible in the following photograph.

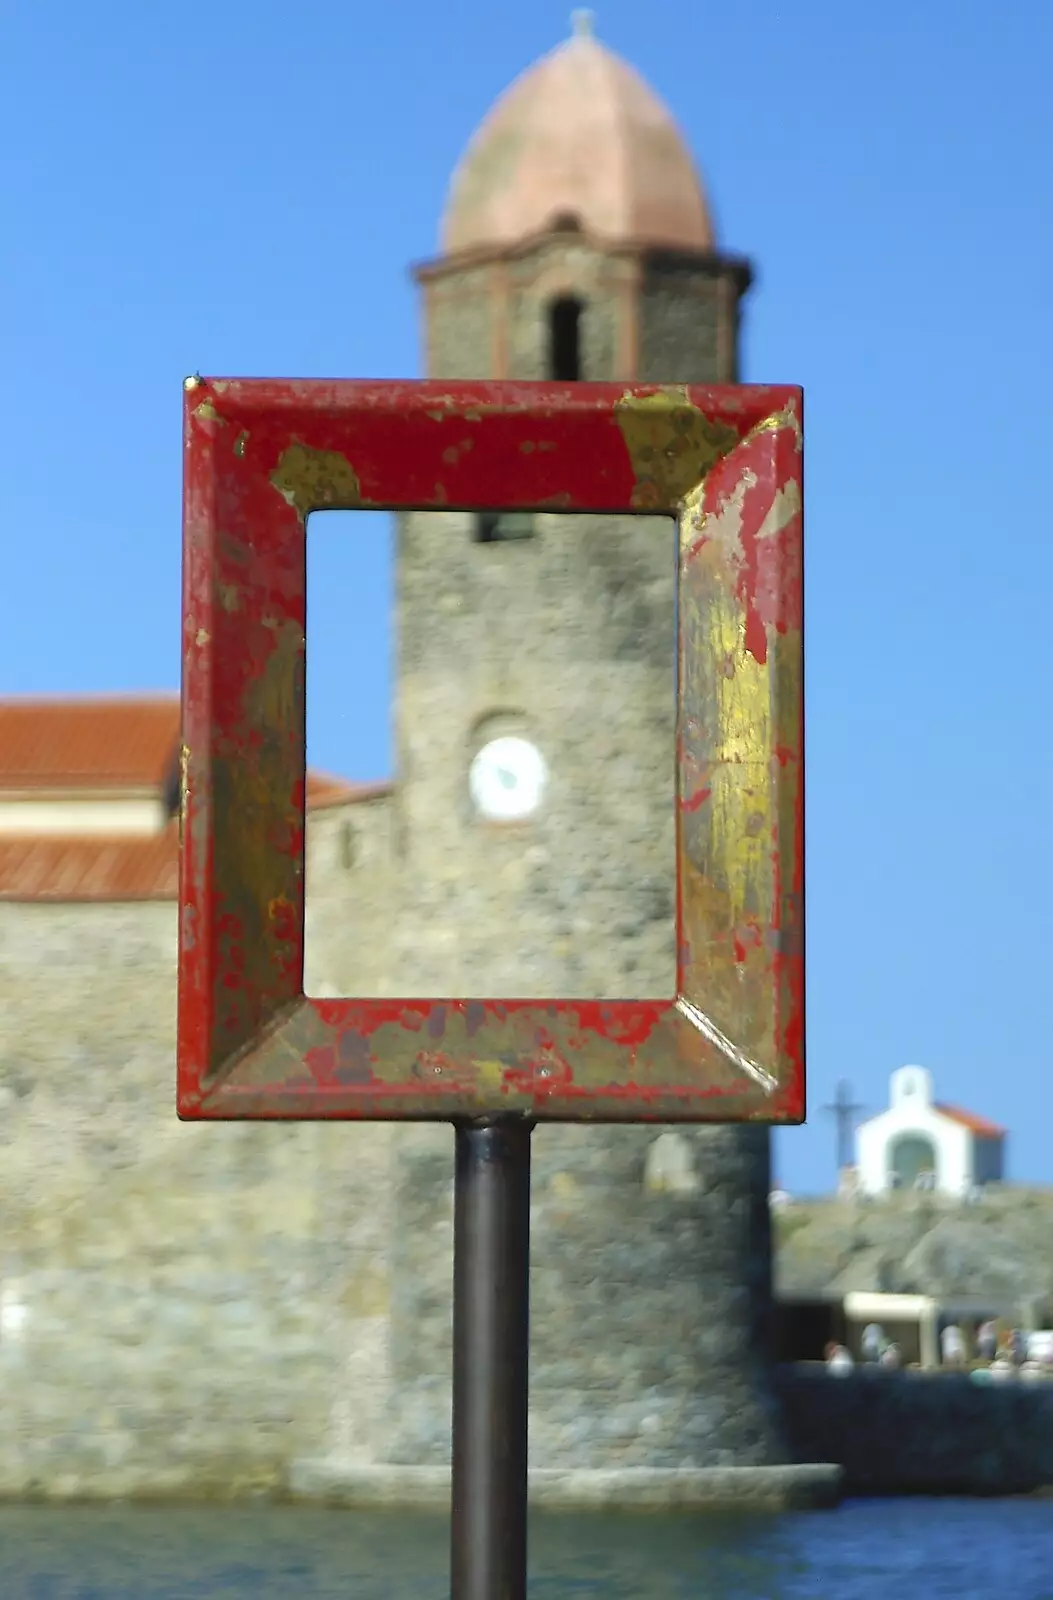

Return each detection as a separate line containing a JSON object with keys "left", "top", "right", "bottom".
{"left": 888, "top": 1133, "right": 938, "bottom": 1190}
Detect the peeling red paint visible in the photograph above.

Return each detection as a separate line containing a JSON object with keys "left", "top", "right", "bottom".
{"left": 178, "top": 380, "right": 803, "bottom": 1125}
{"left": 680, "top": 786, "right": 711, "bottom": 814}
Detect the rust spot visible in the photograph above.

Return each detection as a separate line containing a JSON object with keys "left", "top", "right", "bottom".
{"left": 270, "top": 441, "right": 362, "bottom": 518}
{"left": 615, "top": 387, "right": 739, "bottom": 510}
{"left": 195, "top": 400, "right": 226, "bottom": 424}
{"left": 441, "top": 437, "right": 475, "bottom": 465}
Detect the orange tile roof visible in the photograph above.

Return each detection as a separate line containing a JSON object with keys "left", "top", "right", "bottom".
{"left": 0, "top": 696, "right": 180, "bottom": 791}
{"left": 935, "top": 1103, "right": 1007, "bottom": 1138}
{"left": 0, "top": 696, "right": 392, "bottom": 901}
{"left": 0, "top": 827, "right": 181, "bottom": 902}
{"left": 307, "top": 773, "right": 392, "bottom": 810}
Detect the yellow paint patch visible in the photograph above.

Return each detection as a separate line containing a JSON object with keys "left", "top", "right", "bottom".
{"left": 473, "top": 1058, "right": 507, "bottom": 1093}
{"left": 615, "top": 387, "right": 740, "bottom": 511}
{"left": 686, "top": 493, "right": 773, "bottom": 931}
{"left": 742, "top": 403, "right": 803, "bottom": 451}
{"left": 178, "top": 743, "right": 190, "bottom": 820}
{"left": 247, "top": 618, "right": 304, "bottom": 731}
{"left": 270, "top": 441, "right": 362, "bottom": 518}
{"left": 679, "top": 481, "right": 707, "bottom": 549}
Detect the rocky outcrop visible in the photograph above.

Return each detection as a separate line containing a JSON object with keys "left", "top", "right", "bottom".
{"left": 775, "top": 1186, "right": 1053, "bottom": 1313}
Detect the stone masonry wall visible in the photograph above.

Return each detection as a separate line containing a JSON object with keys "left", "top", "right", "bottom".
{"left": 636, "top": 260, "right": 724, "bottom": 385}
{"left": 370, "top": 229, "right": 782, "bottom": 1475}
{"left": 393, "top": 508, "right": 678, "bottom": 1001}
{"left": 0, "top": 901, "right": 394, "bottom": 1497}
{"left": 303, "top": 795, "right": 401, "bottom": 997}
{"left": 381, "top": 483, "right": 786, "bottom": 1467}
{"left": 0, "top": 886, "right": 784, "bottom": 1492}
{"left": 425, "top": 265, "right": 495, "bottom": 380}
{"left": 504, "top": 240, "right": 625, "bottom": 380}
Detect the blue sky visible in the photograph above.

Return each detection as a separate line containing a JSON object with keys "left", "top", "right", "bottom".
{"left": 3, "top": 0, "right": 1051, "bottom": 1193}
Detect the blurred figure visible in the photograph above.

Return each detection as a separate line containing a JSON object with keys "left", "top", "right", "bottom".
{"left": 879, "top": 1341, "right": 902, "bottom": 1370}
{"left": 825, "top": 1342, "right": 854, "bottom": 1375}
{"left": 940, "top": 1322, "right": 966, "bottom": 1368}
{"left": 1009, "top": 1328, "right": 1027, "bottom": 1368}
{"left": 976, "top": 1319, "right": 998, "bottom": 1363}
{"left": 861, "top": 1322, "right": 885, "bottom": 1363}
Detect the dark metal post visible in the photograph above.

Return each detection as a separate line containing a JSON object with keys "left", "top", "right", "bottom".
{"left": 450, "top": 1116, "right": 532, "bottom": 1600}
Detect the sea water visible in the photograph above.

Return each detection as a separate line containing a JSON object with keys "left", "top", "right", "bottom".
{"left": 1, "top": 1499, "right": 1051, "bottom": 1599}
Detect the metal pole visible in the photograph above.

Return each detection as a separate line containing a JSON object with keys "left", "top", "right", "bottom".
{"left": 450, "top": 1116, "right": 532, "bottom": 1600}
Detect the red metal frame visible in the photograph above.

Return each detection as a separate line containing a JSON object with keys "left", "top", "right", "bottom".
{"left": 178, "top": 379, "right": 803, "bottom": 1123}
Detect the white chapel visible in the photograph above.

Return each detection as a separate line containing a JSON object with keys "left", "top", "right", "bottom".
{"left": 855, "top": 1066, "right": 1006, "bottom": 1199}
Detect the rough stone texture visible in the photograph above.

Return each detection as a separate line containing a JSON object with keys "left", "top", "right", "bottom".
{"left": 359, "top": 229, "right": 782, "bottom": 1475}
{"left": 425, "top": 265, "right": 495, "bottom": 380}
{"left": 392, "top": 507, "right": 678, "bottom": 1001}
{"left": 636, "top": 258, "right": 725, "bottom": 384}
{"left": 774, "top": 1188, "right": 1053, "bottom": 1309}
{"left": 0, "top": 222, "right": 787, "bottom": 1500}
{"left": 503, "top": 240, "right": 628, "bottom": 380}
{"left": 0, "top": 905, "right": 394, "bottom": 1497}
{"left": 286, "top": 1461, "right": 843, "bottom": 1511}
{"left": 778, "top": 1366, "right": 1053, "bottom": 1495}
{"left": 304, "top": 795, "right": 403, "bottom": 997}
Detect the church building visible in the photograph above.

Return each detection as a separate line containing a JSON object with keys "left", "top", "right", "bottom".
{"left": 855, "top": 1066, "right": 1007, "bottom": 1198}
{"left": 0, "top": 19, "right": 802, "bottom": 1500}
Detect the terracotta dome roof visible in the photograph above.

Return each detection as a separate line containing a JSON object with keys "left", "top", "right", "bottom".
{"left": 442, "top": 17, "right": 714, "bottom": 257}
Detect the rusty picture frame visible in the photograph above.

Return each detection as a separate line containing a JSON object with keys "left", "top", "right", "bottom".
{"left": 177, "top": 378, "right": 803, "bottom": 1124}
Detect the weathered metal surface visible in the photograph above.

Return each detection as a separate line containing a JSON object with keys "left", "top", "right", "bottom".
{"left": 178, "top": 378, "right": 803, "bottom": 1123}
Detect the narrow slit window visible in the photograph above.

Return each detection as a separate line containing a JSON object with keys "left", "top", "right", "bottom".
{"left": 549, "top": 296, "right": 583, "bottom": 381}
{"left": 474, "top": 512, "right": 535, "bottom": 543}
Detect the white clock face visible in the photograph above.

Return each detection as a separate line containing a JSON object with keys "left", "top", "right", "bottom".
{"left": 469, "top": 736, "right": 547, "bottom": 821}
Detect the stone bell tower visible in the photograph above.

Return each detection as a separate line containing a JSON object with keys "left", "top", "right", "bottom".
{"left": 385, "top": 17, "right": 786, "bottom": 1471}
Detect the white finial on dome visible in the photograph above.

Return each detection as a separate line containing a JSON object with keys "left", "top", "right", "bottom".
{"left": 571, "top": 9, "right": 595, "bottom": 36}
